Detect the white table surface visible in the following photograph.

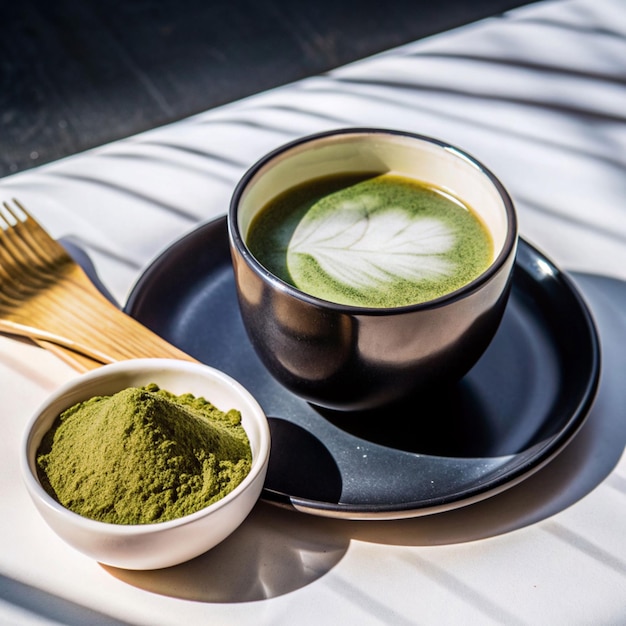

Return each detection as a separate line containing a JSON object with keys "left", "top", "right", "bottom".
{"left": 1, "top": 0, "right": 625, "bottom": 623}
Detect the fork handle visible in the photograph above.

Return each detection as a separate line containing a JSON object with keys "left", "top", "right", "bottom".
{"left": 33, "top": 338, "right": 102, "bottom": 371}
{"left": 0, "top": 310, "right": 197, "bottom": 364}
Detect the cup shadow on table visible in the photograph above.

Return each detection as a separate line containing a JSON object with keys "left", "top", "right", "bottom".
{"left": 104, "top": 273, "right": 626, "bottom": 603}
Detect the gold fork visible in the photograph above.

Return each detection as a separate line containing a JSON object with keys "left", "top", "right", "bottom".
{"left": 0, "top": 199, "right": 196, "bottom": 368}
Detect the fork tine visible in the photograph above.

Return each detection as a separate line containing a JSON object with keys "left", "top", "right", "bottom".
{"left": 0, "top": 221, "right": 40, "bottom": 297}
{"left": 3, "top": 203, "right": 125, "bottom": 331}
{"left": 0, "top": 202, "right": 57, "bottom": 293}
{"left": 0, "top": 198, "right": 198, "bottom": 365}
{"left": 0, "top": 200, "right": 119, "bottom": 334}
{"left": 4, "top": 199, "right": 71, "bottom": 268}
{"left": 1, "top": 203, "right": 39, "bottom": 268}
{"left": 0, "top": 267, "right": 32, "bottom": 308}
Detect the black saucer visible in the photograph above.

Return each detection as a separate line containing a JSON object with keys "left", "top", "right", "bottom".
{"left": 125, "top": 217, "right": 600, "bottom": 519}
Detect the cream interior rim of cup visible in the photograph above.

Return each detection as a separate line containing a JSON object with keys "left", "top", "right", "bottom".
{"left": 238, "top": 131, "right": 515, "bottom": 260}
{"left": 236, "top": 130, "right": 515, "bottom": 263}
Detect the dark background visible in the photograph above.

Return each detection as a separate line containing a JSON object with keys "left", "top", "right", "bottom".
{"left": 0, "top": 0, "right": 537, "bottom": 178}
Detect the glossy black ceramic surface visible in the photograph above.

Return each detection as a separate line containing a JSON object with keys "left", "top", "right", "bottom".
{"left": 125, "top": 216, "right": 600, "bottom": 519}
{"left": 228, "top": 128, "right": 519, "bottom": 411}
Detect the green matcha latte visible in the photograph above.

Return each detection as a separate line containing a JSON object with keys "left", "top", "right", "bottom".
{"left": 246, "top": 173, "right": 493, "bottom": 308}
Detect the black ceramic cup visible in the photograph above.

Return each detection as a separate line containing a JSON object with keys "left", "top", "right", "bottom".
{"left": 228, "top": 128, "right": 518, "bottom": 411}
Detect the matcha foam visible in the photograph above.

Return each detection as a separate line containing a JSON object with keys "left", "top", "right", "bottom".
{"left": 247, "top": 173, "right": 493, "bottom": 307}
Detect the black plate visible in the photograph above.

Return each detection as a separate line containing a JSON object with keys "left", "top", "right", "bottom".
{"left": 125, "top": 217, "right": 600, "bottom": 519}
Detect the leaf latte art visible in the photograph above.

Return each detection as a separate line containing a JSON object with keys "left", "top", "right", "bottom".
{"left": 246, "top": 173, "right": 493, "bottom": 308}
{"left": 288, "top": 203, "right": 456, "bottom": 290}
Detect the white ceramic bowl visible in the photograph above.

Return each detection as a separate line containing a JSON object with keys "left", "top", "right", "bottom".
{"left": 21, "top": 359, "right": 271, "bottom": 570}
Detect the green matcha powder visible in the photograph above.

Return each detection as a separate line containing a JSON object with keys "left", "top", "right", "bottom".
{"left": 36, "top": 384, "right": 252, "bottom": 525}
